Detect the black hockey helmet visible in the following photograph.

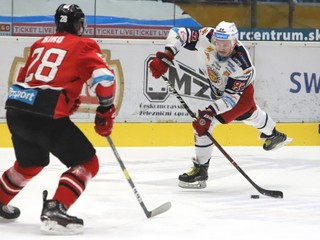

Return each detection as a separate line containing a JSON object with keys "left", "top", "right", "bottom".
{"left": 54, "top": 4, "right": 85, "bottom": 35}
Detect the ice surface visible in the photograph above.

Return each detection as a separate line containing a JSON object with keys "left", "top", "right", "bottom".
{"left": 0, "top": 146, "right": 319, "bottom": 240}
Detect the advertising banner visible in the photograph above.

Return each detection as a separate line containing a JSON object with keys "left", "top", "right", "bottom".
{"left": 254, "top": 43, "right": 320, "bottom": 122}
{"left": 0, "top": 38, "right": 319, "bottom": 123}
{"left": 239, "top": 28, "right": 320, "bottom": 42}
{"left": 11, "top": 23, "right": 171, "bottom": 39}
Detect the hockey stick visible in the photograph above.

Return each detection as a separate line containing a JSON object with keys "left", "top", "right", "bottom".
{"left": 161, "top": 75, "right": 283, "bottom": 199}
{"left": 106, "top": 136, "right": 172, "bottom": 218}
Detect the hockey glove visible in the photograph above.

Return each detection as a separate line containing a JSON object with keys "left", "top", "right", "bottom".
{"left": 69, "top": 98, "right": 81, "bottom": 115}
{"left": 94, "top": 104, "right": 116, "bottom": 137}
{"left": 149, "top": 51, "right": 174, "bottom": 79}
{"left": 192, "top": 109, "right": 215, "bottom": 137}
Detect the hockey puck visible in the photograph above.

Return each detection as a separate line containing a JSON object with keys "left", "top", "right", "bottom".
{"left": 251, "top": 195, "right": 260, "bottom": 199}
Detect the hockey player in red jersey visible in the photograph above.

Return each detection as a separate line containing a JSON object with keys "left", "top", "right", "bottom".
{"left": 0, "top": 4, "right": 115, "bottom": 234}
{"left": 149, "top": 21, "right": 292, "bottom": 189}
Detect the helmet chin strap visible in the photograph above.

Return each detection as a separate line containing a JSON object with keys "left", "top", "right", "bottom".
{"left": 78, "top": 19, "right": 86, "bottom": 36}
{"left": 75, "top": 19, "right": 85, "bottom": 36}
{"left": 78, "top": 26, "right": 85, "bottom": 36}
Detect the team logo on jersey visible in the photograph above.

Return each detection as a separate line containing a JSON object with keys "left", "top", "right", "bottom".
{"left": 207, "top": 67, "right": 220, "bottom": 84}
{"left": 9, "top": 48, "right": 124, "bottom": 117}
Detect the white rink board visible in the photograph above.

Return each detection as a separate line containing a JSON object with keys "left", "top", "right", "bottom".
{"left": 253, "top": 42, "right": 320, "bottom": 122}
{"left": 0, "top": 37, "right": 319, "bottom": 123}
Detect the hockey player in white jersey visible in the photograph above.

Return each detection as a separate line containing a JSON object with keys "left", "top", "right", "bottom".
{"left": 149, "top": 21, "right": 292, "bottom": 189}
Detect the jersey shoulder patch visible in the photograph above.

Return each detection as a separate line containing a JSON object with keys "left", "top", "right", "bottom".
{"left": 200, "top": 27, "right": 214, "bottom": 43}
{"left": 231, "top": 45, "right": 252, "bottom": 70}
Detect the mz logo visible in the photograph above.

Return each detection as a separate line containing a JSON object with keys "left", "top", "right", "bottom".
{"left": 144, "top": 55, "right": 216, "bottom": 102}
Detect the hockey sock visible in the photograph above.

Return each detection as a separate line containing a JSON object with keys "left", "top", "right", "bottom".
{"left": 195, "top": 135, "right": 214, "bottom": 165}
{"left": 0, "top": 161, "right": 43, "bottom": 205}
{"left": 53, "top": 155, "right": 99, "bottom": 209}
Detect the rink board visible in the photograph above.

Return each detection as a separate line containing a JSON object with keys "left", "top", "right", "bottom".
{"left": 0, "top": 38, "right": 319, "bottom": 124}
{"left": 0, "top": 38, "right": 319, "bottom": 147}
{"left": 0, "top": 122, "right": 318, "bottom": 147}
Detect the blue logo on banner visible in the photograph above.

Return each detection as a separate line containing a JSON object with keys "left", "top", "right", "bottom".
{"left": 8, "top": 85, "right": 38, "bottom": 105}
{"left": 290, "top": 72, "right": 320, "bottom": 94}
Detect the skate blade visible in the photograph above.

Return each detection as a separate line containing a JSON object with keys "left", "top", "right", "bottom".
{"left": 270, "top": 137, "right": 293, "bottom": 151}
{"left": 178, "top": 180, "right": 207, "bottom": 189}
{"left": 40, "top": 220, "right": 83, "bottom": 235}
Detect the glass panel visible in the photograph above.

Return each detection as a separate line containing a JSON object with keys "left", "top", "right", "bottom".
{"left": 0, "top": 0, "right": 12, "bottom": 36}
{"left": 0, "top": 0, "right": 319, "bottom": 40}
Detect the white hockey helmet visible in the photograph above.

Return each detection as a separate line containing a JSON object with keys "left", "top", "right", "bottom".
{"left": 214, "top": 21, "right": 238, "bottom": 46}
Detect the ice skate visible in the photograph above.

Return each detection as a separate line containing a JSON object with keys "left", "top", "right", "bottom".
{"left": 260, "top": 129, "right": 292, "bottom": 151}
{"left": 178, "top": 160, "right": 208, "bottom": 189}
{"left": 0, "top": 202, "right": 20, "bottom": 220}
{"left": 40, "top": 190, "right": 83, "bottom": 235}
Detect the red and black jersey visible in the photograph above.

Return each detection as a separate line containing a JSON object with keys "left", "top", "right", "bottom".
{"left": 6, "top": 32, "right": 115, "bottom": 118}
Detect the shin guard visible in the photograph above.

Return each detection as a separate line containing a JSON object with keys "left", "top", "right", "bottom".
{"left": 53, "top": 155, "right": 99, "bottom": 209}
{"left": 0, "top": 161, "right": 43, "bottom": 205}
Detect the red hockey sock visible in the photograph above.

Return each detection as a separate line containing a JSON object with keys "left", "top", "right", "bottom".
{"left": 53, "top": 155, "right": 99, "bottom": 209}
{"left": 0, "top": 161, "right": 43, "bottom": 205}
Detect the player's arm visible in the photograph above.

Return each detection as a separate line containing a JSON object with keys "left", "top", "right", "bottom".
{"left": 149, "top": 27, "right": 201, "bottom": 79}
{"left": 165, "top": 27, "right": 198, "bottom": 54}
{"left": 149, "top": 27, "right": 213, "bottom": 79}
{"left": 90, "top": 67, "right": 116, "bottom": 137}
{"left": 90, "top": 67, "right": 115, "bottom": 107}
{"left": 79, "top": 40, "right": 116, "bottom": 136}
{"left": 79, "top": 40, "right": 115, "bottom": 106}
{"left": 165, "top": 27, "right": 213, "bottom": 54}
